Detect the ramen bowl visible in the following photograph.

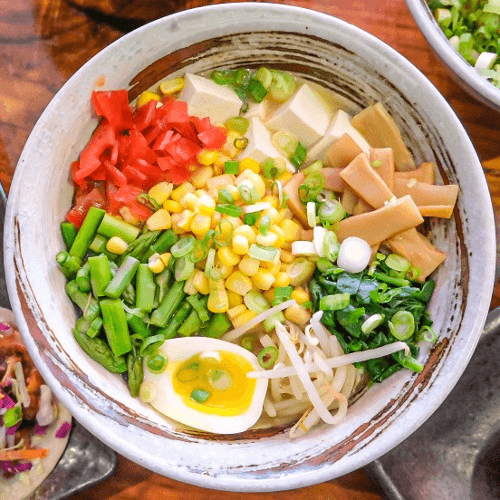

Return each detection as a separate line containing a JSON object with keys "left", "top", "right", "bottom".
{"left": 3, "top": 2, "right": 496, "bottom": 492}
{"left": 405, "top": 0, "right": 500, "bottom": 111}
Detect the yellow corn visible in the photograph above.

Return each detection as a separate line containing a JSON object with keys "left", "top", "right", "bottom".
{"left": 280, "top": 219, "right": 302, "bottom": 242}
{"left": 262, "top": 208, "right": 280, "bottom": 223}
{"left": 248, "top": 172, "right": 266, "bottom": 198}
{"left": 190, "top": 166, "right": 214, "bottom": 189}
{"left": 276, "top": 208, "right": 292, "bottom": 223}
{"left": 198, "top": 149, "right": 219, "bottom": 166}
{"left": 227, "top": 304, "right": 248, "bottom": 324}
{"left": 218, "top": 246, "right": 241, "bottom": 267}
{"left": 148, "top": 254, "right": 165, "bottom": 274}
{"left": 263, "top": 288, "right": 275, "bottom": 303}
{"left": 274, "top": 272, "right": 291, "bottom": 287}
{"left": 171, "top": 210, "right": 194, "bottom": 233}
{"left": 171, "top": 182, "right": 195, "bottom": 202}
{"left": 222, "top": 131, "right": 242, "bottom": 158}
{"left": 281, "top": 249, "right": 294, "bottom": 263}
{"left": 136, "top": 91, "right": 160, "bottom": 108}
{"left": 159, "top": 77, "right": 184, "bottom": 95}
{"left": 252, "top": 269, "right": 276, "bottom": 290}
{"left": 148, "top": 182, "right": 173, "bottom": 205}
{"left": 184, "top": 273, "right": 198, "bottom": 296}
{"left": 231, "top": 310, "right": 258, "bottom": 328}
{"left": 196, "top": 193, "right": 216, "bottom": 216}
{"left": 277, "top": 171, "right": 293, "bottom": 184}
{"left": 216, "top": 217, "right": 236, "bottom": 239}
{"left": 179, "top": 192, "right": 199, "bottom": 210}
{"left": 238, "top": 255, "right": 260, "bottom": 277}
{"left": 226, "top": 184, "right": 241, "bottom": 202}
{"left": 262, "top": 252, "right": 281, "bottom": 274}
{"left": 106, "top": 236, "right": 128, "bottom": 255}
{"left": 146, "top": 209, "right": 172, "bottom": 231}
{"left": 159, "top": 252, "right": 171, "bottom": 267}
{"left": 240, "top": 157, "right": 261, "bottom": 174}
{"left": 118, "top": 206, "right": 140, "bottom": 226}
{"left": 190, "top": 214, "right": 211, "bottom": 237}
{"left": 232, "top": 234, "right": 249, "bottom": 255}
{"left": 256, "top": 231, "right": 278, "bottom": 247}
{"left": 207, "top": 279, "right": 229, "bottom": 313}
{"left": 270, "top": 224, "right": 286, "bottom": 248}
{"left": 225, "top": 271, "right": 253, "bottom": 295}
{"left": 291, "top": 288, "right": 310, "bottom": 305}
{"left": 227, "top": 290, "right": 243, "bottom": 308}
{"left": 192, "top": 269, "right": 210, "bottom": 295}
{"left": 261, "top": 195, "right": 279, "bottom": 209}
{"left": 218, "top": 262, "right": 234, "bottom": 279}
{"left": 284, "top": 304, "right": 311, "bottom": 327}
{"left": 211, "top": 211, "right": 222, "bottom": 229}
{"left": 163, "top": 199, "right": 182, "bottom": 213}
{"left": 234, "top": 224, "right": 256, "bottom": 244}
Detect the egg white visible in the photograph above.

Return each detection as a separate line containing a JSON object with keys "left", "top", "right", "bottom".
{"left": 141, "top": 337, "right": 268, "bottom": 434}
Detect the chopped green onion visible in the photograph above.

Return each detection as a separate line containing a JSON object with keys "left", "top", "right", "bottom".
{"left": 361, "top": 314, "right": 385, "bottom": 335}
{"left": 224, "top": 161, "right": 240, "bottom": 174}
{"left": 417, "top": 325, "right": 438, "bottom": 343}
{"left": 147, "top": 354, "right": 168, "bottom": 374}
{"left": 389, "top": 311, "right": 415, "bottom": 340}
{"left": 241, "top": 334, "right": 256, "bottom": 351}
{"left": 287, "top": 257, "right": 315, "bottom": 286}
{"left": 189, "top": 239, "right": 209, "bottom": 263}
{"left": 210, "top": 69, "right": 235, "bottom": 85}
{"left": 247, "top": 78, "right": 268, "bottom": 103}
{"left": 319, "top": 293, "right": 350, "bottom": 311}
{"left": 218, "top": 188, "right": 234, "bottom": 204}
{"left": 262, "top": 157, "right": 286, "bottom": 179}
{"left": 318, "top": 200, "right": 345, "bottom": 225}
{"left": 191, "top": 388, "right": 211, "bottom": 403}
{"left": 371, "top": 160, "right": 382, "bottom": 168}
{"left": 259, "top": 215, "right": 271, "bottom": 235}
{"left": 385, "top": 254, "right": 411, "bottom": 273}
{"left": 254, "top": 67, "right": 273, "bottom": 89}
{"left": 290, "top": 142, "right": 307, "bottom": 168}
{"left": 248, "top": 243, "right": 278, "bottom": 262}
{"left": 140, "top": 333, "right": 166, "bottom": 356}
{"left": 225, "top": 116, "right": 249, "bottom": 134}
{"left": 272, "top": 180, "right": 284, "bottom": 207}
{"left": 306, "top": 202, "right": 317, "bottom": 227}
{"left": 239, "top": 180, "right": 261, "bottom": 204}
{"left": 301, "top": 160, "right": 323, "bottom": 176}
{"left": 323, "top": 230, "right": 340, "bottom": 262}
{"left": 234, "top": 137, "right": 248, "bottom": 150}
{"left": 3, "top": 405, "right": 22, "bottom": 428}
{"left": 258, "top": 345, "right": 279, "bottom": 369}
{"left": 170, "top": 236, "right": 195, "bottom": 258}
{"left": 215, "top": 204, "right": 243, "bottom": 217}
{"left": 406, "top": 266, "right": 422, "bottom": 281}
{"left": 174, "top": 256, "right": 195, "bottom": 281}
{"left": 272, "top": 130, "right": 298, "bottom": 157}
{"left": 209, "top": 369, "right": 233, "bottom": 391}
{"left": 205, "top": 248, "right": 223, "bottom": 280}
{"left": 137, "top": 193, "right": 161, "bottom": 211}
{"left": 299, "top": 172, "right": 325, "bottom": 203}
{"left": 272, "top": 286, "right": 293, "bottom": 305}
{"left": 244, "top": 289, "right": 270, "bottom": 313}
{"left": 244, "top": 212, "right": 259, "bottom": 225}
{"left": 214, "top": 219, "right": 234, "bottom": 247}
{"left": 269, "top": 70, "right": 296, "bottom": 102}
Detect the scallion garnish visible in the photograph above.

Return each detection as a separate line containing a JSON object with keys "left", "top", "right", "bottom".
{"left": 258, "top": 345, "right": 279, "bottom": 369}
{"left": 191, "top": 388, "right": 211, "bottom": 404}
{"left": 215, "top": 204, "right": 243, "bottom": 217}
{"left": 224, "top": 161, "right": 240, "bottom": 174}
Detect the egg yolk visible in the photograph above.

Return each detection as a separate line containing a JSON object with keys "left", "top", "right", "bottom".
{"left": 172, "top": 350, "right": 257, "bottom": 416}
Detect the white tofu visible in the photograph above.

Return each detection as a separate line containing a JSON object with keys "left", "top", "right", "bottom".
{"left": 243, "top": 116, "right": 294, "bottom": 171}
{"left": 244, "top": 99, "right": 278, "bottom": 121}
{"left": 307, "top": 109, "right": 371, "bottom": 165}
{"left": 177, "top": 73, "right": 242, "bottom": 125}
{"left": 265, "top": 83, "right": 331, "bottom": 148}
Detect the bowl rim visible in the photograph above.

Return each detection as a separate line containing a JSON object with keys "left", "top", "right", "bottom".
{"left": 405, "top": 0, "right": 500, "bottom": 110}
{"left": 4, "top": 1, "right": 497, "bottom": 492}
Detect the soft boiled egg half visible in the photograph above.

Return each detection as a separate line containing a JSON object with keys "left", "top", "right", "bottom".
{"left": 140, "top": 337, "right": 268, "bottom": 434}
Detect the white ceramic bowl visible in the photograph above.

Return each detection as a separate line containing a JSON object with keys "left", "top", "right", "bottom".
{"left": 406, "top": 0, "right": 500, "bottom": 110}
{"left": 4, "top": 3, "right": 496, "bottom": 492}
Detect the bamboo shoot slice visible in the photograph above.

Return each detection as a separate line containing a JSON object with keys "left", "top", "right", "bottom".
{"left": 370, "top": 148, "right": 395, "bottom": 191}
{"left": 321, "top": 167, "right": 344, "bottom": 192}
{"left": 326, "top": 133, "right": 364, "bottom": 168}
{"left": 393, "top": 177, "right": 459, "bottom": 207}
{"left": 340, "top": 188, "right": 358, "bottom": 215}
{"left": 340, "top": 152, "right": 393, "bottom": 209}
{"left": 284, "top": 172, "right": 308, "bottom": 227}
{"left": 386, "top": 228, "right": 446, "bottom": 281}
{"left": 335, "top": 195, "right": 424, "bottom": 246}
{"left": 351, "top": 103, "right": 415, "bottom": 171}
{"left": 419, "top": 205, "right": 455, "bottom": 219}
{"left": 394, "top": 161, "right": 435, "bottom": 185}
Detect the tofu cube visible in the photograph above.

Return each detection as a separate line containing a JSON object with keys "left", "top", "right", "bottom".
{"left": 243, "top": 116, "right": 294, "bottom": 171}
{"left": 307, "top": 109, "right": 371, "bottom": 165}
{"left": 178, "top": 73, "right": 242, "bottom": 125}
{"left": 265, "top": 83, "right": 331, "bottom": 148}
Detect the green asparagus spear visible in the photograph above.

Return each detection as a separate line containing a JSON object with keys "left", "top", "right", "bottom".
{"left": 65, "top": 280, "right": 100, "bottom": 322}
{"left": 127, "top": 347, "right": 144, "bottom": 398}
{"left": 69, "top": 206, "right": 106, "bottom": 260}
{"left": 100, "top": 298, "right": 132, "bottom": 357}
{"left": 158, "top": 301, "right": 192, "bottom": 339}
{"left": 104, "top": 256, "right": 140, "bottom": 299}
{"left": 150, "top": 281, "right": 186, "bottom": 328}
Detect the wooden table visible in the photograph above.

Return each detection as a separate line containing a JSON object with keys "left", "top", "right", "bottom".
{"left": 1, "top": 0, "right": 499, "bottom": 498}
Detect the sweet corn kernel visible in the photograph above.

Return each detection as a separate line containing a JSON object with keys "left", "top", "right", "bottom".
{"left": 225, "top": 271, "right": 253, "bottom": 295}
{"left": 137, "top": 91, "right": 160, "bottom": 108}
{"left": 159, "top": 252, "right": 171, "bottom": 267}
{"left": 222, "top": 131, "right": 242, "bottom": 158}
{"left": 171, "top": 182, "right": 195, "bottom": 202}
{"left": 262, "top": 253, "right": 281, "bottom": 274}
{"left": 216, "top": 217, "right": 236, "bottom": 239}
{"left": 190, "top": 214, "right": 211, "bottom": 237}
{"left": 190, "top": 166, "right": 214, "bottom": 189}
{"left": 198, "top": 149, "right": 219, "bottom": 166}
{"left": 218, "top": 246, "right": 241, "bottom": 267}
{"left": 256, "top": 231, "right": 278, "bottom": 247}
{"left": 276, "top": 208, "right": 292, "bottom": 222}
{"left": 163, "top": 199, "right": 182, "bottom": 213}
{"left": 211, "top": 211, "right": 222, "bottom": 229}
{"left": 196, "top": 193, "right": 216, "bottom": 216}
{"left": 252, "top": 269, "right": 276, "bottom": 290}
{"left": 106, "top": 236, "right": 128, "bottom": 255}
{"left": 274, "top": 272, "right": 291, "bottom": 287}
{"left": 262, "top": 197, "right": 279, "bottom": 210}
{"left": 171, "top": 210, "right": 194, "bottom": 233}
{"left": 263, "top": 288, "right": 275, "bottom": 303}
{"left": 269, "top": 224, "right": 286, "bottom": 248}
{"left": 234, "top": 225, "right": 256, "bottom": 244}
{"left": 277, "top": 171, "right": 293, "bottom": 184}
{"left": 217, "top": 262, "right": 234, "bottom": 280}
{"left": 227, "top": 304, "right": 248, "bottom": 323}
{"left": 184, "top": 273, "right": 198, "bottom": 296}
{"left": 146, "top": 209, "right": 172, "bottom": 231}
{"left": 159, "top": 77, "right": 184, "bottom": 95}
{"left": 226, "top": 184, "right": 241, "bottom": 202}
{"left": 118, "top": 206, "right": 140, "bottom": 226}
{"left": 240, "top": 158, "right": 261, "bottom": 174}
{"left": 207, "top": 282, "right": 229, "bottom": 313}
{"left": 148, "top": 182, "right": 173, "bottom": 205}
{"left": 284, "top": 304, "right": 311, "bottom": 327}
{"left": 227, "top": 290, "right": 243, "bottom": 308}
{"left": 291, "top": 288, "right": 310, "bottom": 305}
{"left": 148, "top": 254, "right": 165, "bottom": 274}
{"left": 231, "top": 310, "right": 258, "bottom": 328}
{"left": 178, "top": 192, "right": 198, "bottom": 210}
{"left": 232, "top": 234, "right": 249, "bottom": 255}
{"left": 238, "top": 255, "right": 260, "bottom": 277}
{"left": 192, "top": 269, "right": 210, "bottom": 295}
{"left": 249, "top": 173, "right": 267, "bottom": 198}
{"left": 281, "top": 249, "right": 294, "bottom": 263}
{"left": 280, "top": 219, "right": 302, "bottom": 242}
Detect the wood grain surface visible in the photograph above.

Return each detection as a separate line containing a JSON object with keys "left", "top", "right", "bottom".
{"left": 1, "top": 0, "right": 499, "bottom": 498}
